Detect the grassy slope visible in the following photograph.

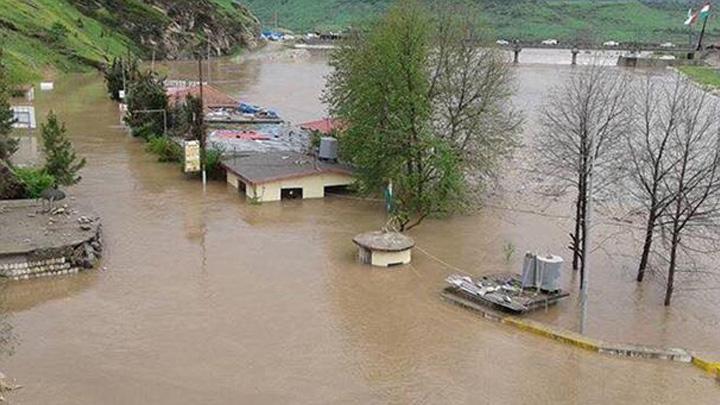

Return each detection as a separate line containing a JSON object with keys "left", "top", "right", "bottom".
{"left": 678, "top": 66, "right": 720, "bottom": 89}
{"left": 0, "top": 0, "right": 135, "bottom": 84}
{"left": 0, "top": 0, "right": 258, "bottom": 85}
{"left": 244, "top": 0, "right": 717, "bottom": 44}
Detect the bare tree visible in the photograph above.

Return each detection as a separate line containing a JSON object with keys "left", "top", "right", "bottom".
{"left": 625, "top": 75, "right": 688, "bottom": 282}
{"left": 537, "top": 64, "right": 630, "bottom": 286}
{"left": 657, "top": 85, "right": 720, "bottom": 306}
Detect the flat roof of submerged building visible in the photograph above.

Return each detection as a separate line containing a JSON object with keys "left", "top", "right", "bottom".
{"left": 221, "top": 152, "right": 353, "bottom": 185}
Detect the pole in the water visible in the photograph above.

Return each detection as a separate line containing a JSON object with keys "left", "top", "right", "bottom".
{"left": 197, "top": 53, "right": 207, "bottom": 191}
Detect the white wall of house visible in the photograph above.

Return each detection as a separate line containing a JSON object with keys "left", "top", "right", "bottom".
{"left": 371, "top": 249, "right": 412, "bottom": 267}
{"left": 226, "top": 171, "right": 353, "bottom": 203}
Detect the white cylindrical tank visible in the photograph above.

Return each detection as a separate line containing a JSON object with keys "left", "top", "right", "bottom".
{"left": 537, "top": 255, "right": 564, "bottom": 292}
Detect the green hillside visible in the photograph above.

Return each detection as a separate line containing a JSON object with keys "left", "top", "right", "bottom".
{"left": 0, "top": 0, "right": 133, "bottom": 84}
{"left": 0, "top": 0, "right": 260, "bottom": 85}
{"left": 245, "top": 0, "right": 717, "bottom": 45}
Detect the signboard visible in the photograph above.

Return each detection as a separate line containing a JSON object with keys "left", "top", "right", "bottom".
{"left": 184, "top": 140, "right": 201, "bottom": 173}
{"left": 118, "top": 90, "right": 126, "bottom": 100}
{"left": 40, "top": 82, "right": 54, "bottom": 91}
{"left": 11, "top": 106, "right": 36, "bottom": 129}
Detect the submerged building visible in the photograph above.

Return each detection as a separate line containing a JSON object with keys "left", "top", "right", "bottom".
{"left": 222, "top": 152, "right": 353, "bottom": 203}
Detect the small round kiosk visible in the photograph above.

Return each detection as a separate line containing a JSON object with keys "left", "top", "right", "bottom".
{"left": 352, "top": 231, "right": 415, "bottom": 267}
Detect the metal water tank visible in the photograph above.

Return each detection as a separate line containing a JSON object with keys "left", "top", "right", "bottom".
{"left": 521, "top": 252, "right": 537, "bottom": 288}
{"left": 537, "top": 255, "right": 563, "bottom": 292}
{"left": 520, "top": 253, "right": 564, "bottom": 291}
{"left": 319, "top": 137, "right": 338, "bottom": 161}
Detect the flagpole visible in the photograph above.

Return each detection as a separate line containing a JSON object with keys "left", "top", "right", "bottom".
{"left": 697, "top": 15, "right": 708, "bottom": 51}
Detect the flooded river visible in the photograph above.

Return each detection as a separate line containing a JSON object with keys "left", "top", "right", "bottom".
{"left": 1, "top": 48, "right": 719, "bottom": 403}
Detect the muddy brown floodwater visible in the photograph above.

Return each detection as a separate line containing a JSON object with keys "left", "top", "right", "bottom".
{"left": 2, "top": 48, "right": 719, "bottom": 404}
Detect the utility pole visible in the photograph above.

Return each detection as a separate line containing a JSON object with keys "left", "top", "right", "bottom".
{"left": 197, "top": 53, "right": 207, "bottom": 191}
{"left": 207, "top": 40, "right": 211, "bottom": 84}
{"left": 579, "top": 134, "right": 595, "bottom": 335}
{"left": 121, "top": 58, "right": 126, "bottom": 99}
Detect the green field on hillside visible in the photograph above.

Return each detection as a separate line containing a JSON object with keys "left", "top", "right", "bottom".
{"left": 0, "top": 0, "right": 257, "bottom": 85}
{"left": 0, "top": 0, "right": 134, "bottom": 84}
{"left": 245, "top": 0, "right": 717, "bottom": 45}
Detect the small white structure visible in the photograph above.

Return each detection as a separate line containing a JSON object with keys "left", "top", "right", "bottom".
{"left": 11, "top": 106, "right": 36, "bottom": 129}
{"left": 40, "top": 82, "right": 54, "bottom": 91}
{"left": 660, "top": 42, "right": 676, "bottom": 48}
{"left": 353, "top": 231, "right": 415, "bottom": 268}
{"left": 496, "top": 39, "right": 510, "bottom": 46}
{"left": 541, "top": 39, "right": 559, "bottom": 46}
{"left": 603, "top": 41, "right": 620, "bottom": 47}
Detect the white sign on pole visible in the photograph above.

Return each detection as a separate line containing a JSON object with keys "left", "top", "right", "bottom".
{"left": 118, "top": 90, "right": 126, "bottom": 100}
{"left": 184, "top": 140, "right": 201, "bottom": 173}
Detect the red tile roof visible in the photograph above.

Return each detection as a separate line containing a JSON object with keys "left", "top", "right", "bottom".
{"left": 167, "top": 85, "right": 238, "bottom": 109}
{"left": 298, "top": 118, "right": 342, "bottom": 135}
{"left": 210, "top": 130, "right": 270, "bottom": 141}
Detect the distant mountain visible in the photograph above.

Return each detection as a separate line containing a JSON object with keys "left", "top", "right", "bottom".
{"left": 0, "top": 0, "right": 261, "bottom": 84}
{"left": 243, "top": 0, "right": 716, "bottom": 44}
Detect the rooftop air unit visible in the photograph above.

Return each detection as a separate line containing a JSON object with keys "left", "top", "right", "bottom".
{"left": 319, "top": 137, "right": 338, "bottom": 162}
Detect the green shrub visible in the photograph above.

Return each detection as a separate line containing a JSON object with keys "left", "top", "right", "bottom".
{"left": 202, "top": 148, "right": 225, "bottom": 180}
{"left": 13, "top": 167, "right": 56, "bottom": 198}
{"left": 146, "top": 136, "right": 183, "bottom": 162}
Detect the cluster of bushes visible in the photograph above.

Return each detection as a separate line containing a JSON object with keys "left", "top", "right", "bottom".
{"left": 203, "top": 148, "right": 225, "bottom": 180}
{"left": 145, "top": 136, "right": 183, "bottom": 163}
{"left": 13, "top": 167, "right": 56, "bottom": 198}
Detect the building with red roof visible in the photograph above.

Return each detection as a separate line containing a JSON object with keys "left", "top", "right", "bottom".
{"left": 299, "top": 118, "right": 342, "bottom": 135}
{"left": 167, "top": 85, "right": 238, "bottom": 109}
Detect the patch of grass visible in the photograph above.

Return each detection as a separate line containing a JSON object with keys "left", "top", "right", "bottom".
{"left": 678, "top": 66, "right": 720, "bottom": 89}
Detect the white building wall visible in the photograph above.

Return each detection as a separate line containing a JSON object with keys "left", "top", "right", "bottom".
{"left": 371, "top": 250, "right": 412, "bottom": 267}
{"left": 227, "top": 171, "right": 354, "bottom": 203}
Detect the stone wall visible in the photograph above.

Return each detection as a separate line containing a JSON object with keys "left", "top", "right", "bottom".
{"left": 0, "top": 227, "right": 102, "bottom": 281}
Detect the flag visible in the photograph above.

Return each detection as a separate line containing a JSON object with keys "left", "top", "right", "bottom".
{"left": 384, "top": 180, "right": 393, "bottom": 213}
{"left": 685, "top": 3, "right": 712, "bottom": 25}
{"left": 700, "top": 2, "right": 712, "bottom": 20}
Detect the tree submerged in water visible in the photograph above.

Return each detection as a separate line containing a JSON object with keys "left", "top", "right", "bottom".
{"left": 104, "top": 57, "right": 139, "bottom": 102}
{"left": 0, "top": 49, "right": 17, "bottom": 162}
{"left": 41, "top": 111, "right": 86, "bottom": 186}
{"left": 323, "top": 0, "right": 522, "bottom": 230}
